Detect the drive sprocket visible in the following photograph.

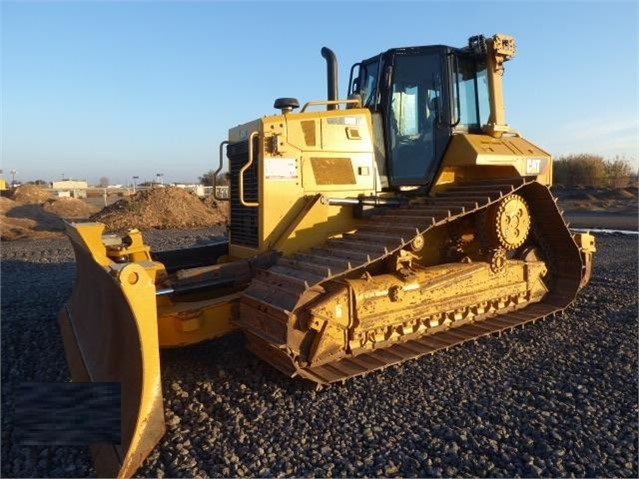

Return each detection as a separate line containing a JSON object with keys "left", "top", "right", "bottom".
{"left": 486, "top": 194, "right": 531, "bottom": 250}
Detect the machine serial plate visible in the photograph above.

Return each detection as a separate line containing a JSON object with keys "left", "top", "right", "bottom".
{"left": 265, "top": 158, "right": 298, "bottom": 180}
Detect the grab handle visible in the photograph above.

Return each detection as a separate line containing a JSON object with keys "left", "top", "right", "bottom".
{"left": 239, "top": 132, "right": 259, "bottom": 207}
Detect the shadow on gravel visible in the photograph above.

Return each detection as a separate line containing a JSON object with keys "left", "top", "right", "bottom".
{"left": 158, "top": 331, "right": 318, "bottom": 394}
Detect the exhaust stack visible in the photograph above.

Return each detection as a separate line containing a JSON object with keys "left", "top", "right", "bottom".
{"left": 321, "top": 47, "right": 338, "bottom": 110}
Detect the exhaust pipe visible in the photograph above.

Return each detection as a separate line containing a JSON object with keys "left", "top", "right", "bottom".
{"left": 321, "top": 47, "right": 338, "bottom": 110}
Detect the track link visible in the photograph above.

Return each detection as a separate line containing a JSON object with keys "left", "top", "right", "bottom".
{"left": 236, "top": 177, "right": 586, "bottom": 384}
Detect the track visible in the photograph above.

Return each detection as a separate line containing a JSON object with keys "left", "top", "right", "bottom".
{"left": 236, "top": 177, "right": 587, "bottom": 384}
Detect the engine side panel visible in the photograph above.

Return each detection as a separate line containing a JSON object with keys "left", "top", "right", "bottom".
{"left": 227, "top": 108, "right": 382, "bottom": 258}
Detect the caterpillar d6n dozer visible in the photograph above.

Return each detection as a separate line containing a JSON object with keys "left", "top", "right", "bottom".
{"left": 58, "top": 33, "right": 596, "bottom": 477}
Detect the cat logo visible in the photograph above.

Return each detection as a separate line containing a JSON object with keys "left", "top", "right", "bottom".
{"left": 526, "top": 157, "right": 546, "bottom": 175}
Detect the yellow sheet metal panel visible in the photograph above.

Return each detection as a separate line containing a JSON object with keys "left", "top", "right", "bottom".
{"left": 276, "top": 202, "right": 357, "bottom": 255}
{"left": 64, "top": 222, "right": 112, "bottom": 266}
{"left": 441, "top": 134, "right": 552, "bottom": 184}
{"left": 301, "top": 152, "right": 376, "bottom": 192}
{"left": 157, "top": 293, "right": 239, "bottom": 347}
{"left": 279, "top": 108, "right": 374, "bottom": 153}
{"left": 263, "top": 108, "right": 378, "bottom": 193}
{"left": 300, "top": 120, "right": 317, "bottom": 146}
{"left": 310, "top": 157, "right": 357, "bottom": 185}
{"left": 252, "top": 109, "right": 377, "bottom": 255}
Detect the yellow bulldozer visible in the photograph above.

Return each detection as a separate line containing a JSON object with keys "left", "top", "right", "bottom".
{"left": 58, "top": 34, "right": 596, "bottom": 477}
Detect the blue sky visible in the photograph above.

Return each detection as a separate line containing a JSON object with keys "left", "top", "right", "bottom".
{"left": 2, "top": 0, "right": 638, "bottom": 185}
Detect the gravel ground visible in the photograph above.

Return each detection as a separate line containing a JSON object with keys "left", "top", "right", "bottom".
{"left": 1, "top": 229, "right": 637, "bottom": 478}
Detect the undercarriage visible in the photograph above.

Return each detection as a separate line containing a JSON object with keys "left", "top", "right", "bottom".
{"left": 237, "top": 177, "right": 595, "bottom": 383}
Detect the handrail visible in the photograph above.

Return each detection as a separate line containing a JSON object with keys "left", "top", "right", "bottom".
{"left": 301, "top": 98, "right": 362, "bottom": 113}
{"left": 239, "top": 131, "right": 259, "bottom": 207}
{"left": 213, "top": 141, "right": 229, "bottom": 201}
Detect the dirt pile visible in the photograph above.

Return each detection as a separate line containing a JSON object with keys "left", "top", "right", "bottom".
{"left": 1, "top": 190, "right": 99, "bottom": 241}
{"left": 0, "top": 197, "right": 16, "bottom": 215}
{"left": 1, "top": 203, "right": 65, "bottom": 241}
{"left": 2, "top": 186, "right": 66, "bottom": 240}
{"left": 42, "top": 198, "right": 100, "bottom": 219}
{"left": 1, "top": 186, "right": 228, "bottom": 241}
{"left": 89, "top": 186, "right": 228, "bottom": 232}
{"left": 10, "top": 184, "right": 53, "bottom": 204}
{"left": 201, "top": 193, "right": 230, "bottom": 218}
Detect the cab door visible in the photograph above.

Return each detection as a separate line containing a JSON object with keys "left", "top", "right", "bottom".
{"left": 383, "top": 50, "right": 450, "bottom": 187}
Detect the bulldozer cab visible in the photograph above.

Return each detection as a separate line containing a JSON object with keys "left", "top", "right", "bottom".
{"left": 350, "top": 43, "right": 491, "bottom": 188}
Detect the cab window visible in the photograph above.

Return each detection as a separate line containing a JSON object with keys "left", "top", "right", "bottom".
{"left": 454, "top": 55, "right": 489, "bottom": 131}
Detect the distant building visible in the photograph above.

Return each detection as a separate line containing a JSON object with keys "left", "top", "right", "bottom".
{"left": 52, "top": 180, "right": 88, "bottom": 199}
{"left": 173, "top": 183, "right": 210, "bottom": 197}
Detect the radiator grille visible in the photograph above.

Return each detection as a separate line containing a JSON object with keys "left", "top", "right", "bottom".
{"left": 228, "top": 139, "right": 259, "bottom": 248}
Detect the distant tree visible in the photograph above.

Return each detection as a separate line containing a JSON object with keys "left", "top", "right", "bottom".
{"left": 27, "top": 179, "right": 48, "bottom": 186}
{"left": 554, "top": 154, "right": 606, "bottom": 188}
{"left": 98, "top": 176, "right": 110, "bottom": 187}
{"left": 554, "top": 154, "right": 636, "bottom": 188}
{"left": 199, "top": 170, "right": 230, "bottom": 186}
{"left": 604, "top": 156, "right": 634, "bottom": 188}
{"left": 199, "top": 170, "right": 214, "bottom": 186}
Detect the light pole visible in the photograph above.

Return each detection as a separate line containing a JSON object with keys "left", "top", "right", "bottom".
{"left": 10, "top": 169, "right": 17, "bottom": 187}
{"left": 132, "top": 176, "right": 139, "bottom": 193}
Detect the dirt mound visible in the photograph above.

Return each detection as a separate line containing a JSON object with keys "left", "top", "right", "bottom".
{"left": 0, "top": 197, "right": 16, "bottom": 215}
{"left": 2, "top": 186, "right": 95, "bottom": 240}
{"left": 11, "top": 185, "right": 53, "bottom": 204}
{"left": 1, "top": 203, "right": 66, "bottom": 241}
{"left": 42, "top": 198, "right": 100, "bottom": 219}
{"left": 201, "top": 194, "right": 231, "bottom": 217}
{"left": 1, "top": 217, "right": 64, "bottom": 241}
{"left": 1, "top": 187, "right": 229, "bottom": 241}
{"left": 89, "top": 186, "right": 227, "bottom": 232}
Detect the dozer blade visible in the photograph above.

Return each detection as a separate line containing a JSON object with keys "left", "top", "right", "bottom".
{"left": 58, "top": 224, "right": 164, "bottom": 478}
